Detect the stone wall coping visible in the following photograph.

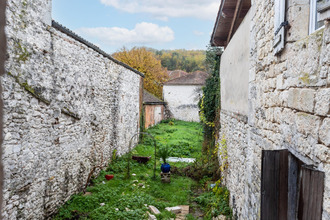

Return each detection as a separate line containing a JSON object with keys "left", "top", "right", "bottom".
{"left": 51, "top": 20, "right": 145, "bottom": 78}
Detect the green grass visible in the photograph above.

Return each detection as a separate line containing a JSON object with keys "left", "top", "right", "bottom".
{"left": 53, "top": 120, "right": 232, "bottom": 219}
{"left": 53, "top": 120, "right": 203, "bottom": 220}
{"left": 54, "top": 157, "right": 196, "bottom": 219}
{"left": 136, "top": 119, "right": 203, "bottom": 158}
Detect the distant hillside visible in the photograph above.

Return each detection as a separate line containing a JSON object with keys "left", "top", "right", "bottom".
{"left": 150, "top": 49, "right": 206, "bottom": 73}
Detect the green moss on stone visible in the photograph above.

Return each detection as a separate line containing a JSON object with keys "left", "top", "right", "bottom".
{"left": 7, "top": 72, "right": 81, "bottom": 120}
{"left": 14, "top": 41, "right": 30, "bottom": 62}
{"left": 299, "top": 73, "right": 310, "bottom": 84}
{"left": 7, "top": 72, "right": 50, "bottom": 105}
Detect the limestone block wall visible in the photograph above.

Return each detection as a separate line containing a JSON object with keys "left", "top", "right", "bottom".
{"left": 2, "top": 0, "right": 142, "bottom": 219}
{"left": 219, "top": 0, "right": 330, "bottom": 219}
{"left": 0, "top": 0, "right": 6, "bottom": 212}
{"left": 163, "top": 85, "right": 202, "bottom": 122}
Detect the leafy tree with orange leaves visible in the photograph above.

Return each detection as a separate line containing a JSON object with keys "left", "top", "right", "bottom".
{"left": 113, "top": 47, "right": 168, "bottom": 99}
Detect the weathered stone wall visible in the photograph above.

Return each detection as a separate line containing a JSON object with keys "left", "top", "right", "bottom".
{"left": 2, "top": 0, "right": 142, "bottom": 219}
{"left": 219, "top": 0, "right": 330, "bottom": 219}
{"left": 163, "top": 85, "right": 202, "bottom": 122}
{"left": 0, "top": 0, "right": 7, "bottom": 214}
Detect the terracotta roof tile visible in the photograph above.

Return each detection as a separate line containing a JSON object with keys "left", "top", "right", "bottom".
{"left": 167, "top": 70, "right": 189, "bottom": 80}
{"left": 164, "top": 71, "right": 208, "bottom": 85}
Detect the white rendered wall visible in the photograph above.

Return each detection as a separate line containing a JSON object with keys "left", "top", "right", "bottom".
{"left": 163, "top": 85, "right": 202, "bottom": 122}
{"left": 154, "top": 106, "right": 163, "bottom": 124}
{"left": 220, "top": 10, "right": 250, "bottom": 116}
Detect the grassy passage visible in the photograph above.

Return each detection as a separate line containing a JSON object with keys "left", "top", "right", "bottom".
{"left": 136, "top": 119, "right": 203, "bottom": 158}
{"left": 54, "top": 158, "right": 196, "bottom": 219}
{"left": 54, "top": 120, "right": 203, "bottom": 219}
{"left": 53, "top": 120, "right": 232, "bottom": 219}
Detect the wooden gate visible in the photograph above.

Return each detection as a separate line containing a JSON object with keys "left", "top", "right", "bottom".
{"left": 261, "top": 150, "right": 289, "bottom": 220}
{"left": 297, "top": 166, "right": 325, "bottom": 220}
{"left": 261, "top": 150, "right": 325, "bottom": 220}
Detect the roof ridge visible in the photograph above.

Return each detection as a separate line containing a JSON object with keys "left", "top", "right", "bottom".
{"left": 164, "top": 71, "right": 208, "bottom": 85}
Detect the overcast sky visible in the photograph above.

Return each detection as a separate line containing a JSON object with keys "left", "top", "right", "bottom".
{"left": 52, "top": 0, "right": 220, "bottom": 54}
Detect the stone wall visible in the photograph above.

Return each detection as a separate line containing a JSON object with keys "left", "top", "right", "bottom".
{"left": 0, "top": 0, "right": 7, "bottom": 213}
{"left": 163, "top": 85, "right": 202, "bottom": 122}
{"left": 219, "top": 0, "right": 330, "bottom": 219}
{"left": 2, "top": 0, "right": 143, "bottom": 219}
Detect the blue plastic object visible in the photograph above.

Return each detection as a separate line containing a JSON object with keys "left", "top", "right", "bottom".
{"left": 161, "top": 163, "right": 171, "bottom": 173}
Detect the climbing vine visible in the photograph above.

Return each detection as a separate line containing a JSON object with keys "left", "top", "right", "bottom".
{"left": 218, "top": 135, "right": 228, "bottom": 173}
{"left": 198, "top": 44, "right": 222, "bottom": 151}
{"left": 199, "top": 95, "right": 215, "bottom": 128}
{"left": 193, "top": 44, "right": 223, "bottom": 180}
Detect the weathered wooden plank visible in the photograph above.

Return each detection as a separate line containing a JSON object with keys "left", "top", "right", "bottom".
{"left": 298, "top": 166, "right": 325, "bottom": 220}
{"left": 261, "top": 151, "right": 276, "bottom": 220}
{"left": 261, "top": 150, "right": 289, "bottom": 220}
{"left": 278, "top": 150, "right": 289, "bottom": 220}
{"left": 287, "top": 153, "right": 303, "bottom": 219}
{"left": 314, "top": 171, "right": 324, "bottom": 219}
{"left": 227, "top": 0, "right": 243, "bottom": 43}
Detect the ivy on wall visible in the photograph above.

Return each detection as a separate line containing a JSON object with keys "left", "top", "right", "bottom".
{"left": 199, "top": 44, "right": 222, "bottom": 146}
{"left": 196, "top": 44, "right": 223, "bottom": 180}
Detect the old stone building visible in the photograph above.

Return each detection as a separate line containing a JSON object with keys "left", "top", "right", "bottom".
{"left": 2, "top": 0, "right": 144, "bottom": 218}
{"left": 163, "top": 71, "right": 208, "bottom": 122}
{"left": 212, "top": 0, "right": 329, "bottom": 219}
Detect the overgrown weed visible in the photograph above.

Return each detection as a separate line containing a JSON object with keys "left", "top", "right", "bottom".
{"left": 53, "top": 120, "right": 202, "bottom": 219}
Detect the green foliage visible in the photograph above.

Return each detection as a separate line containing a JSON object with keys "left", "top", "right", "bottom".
{"left": 157, "top": 146, "right": 172, "bottom": 164}
{"left": 186, "top": 213, "right": 198, "bottom": 220}
{"left": 53, "top": 120, "right": 202, "bottom": 220}
{"left": 113, "top": 47, "right": 168, "bottom": 99}
{"left": 171, "top": 151, "right": 219, "bottom": 181}
{"left": 137, "top": 120, "right": 203, "bottom": 159}
{"left": 198, "top": 44, "right": 222, "bottom": 152}
{"left": 218, "top": 136, "right": 228, "bottom": 173}
{"left": 154, "top": 49, "right": 206, "bottom": 72}
{"left": 156, "top": 210, "right": 176, "bottom": 219}
{"left": 54, "top": 158, "right": 196, "bottom": 219}
{"left": 111, "top": 149, "right": 117, "bottom": 163}
{"left": 199, "top": 45, "right": 222, "bottom": 128}
{"left": 194, "top": 181, "right": 232, "bottom": 219}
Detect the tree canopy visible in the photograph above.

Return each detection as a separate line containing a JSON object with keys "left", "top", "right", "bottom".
{"left": 154, "top": 49, "right": 206, "bottom": 73}
{"left": 113, "top": 47, "right": 168, "bottom": 99}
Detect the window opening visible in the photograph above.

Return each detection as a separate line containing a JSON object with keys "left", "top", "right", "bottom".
{"left": 309, "top": 0, "right": 325, "bottom": 34}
